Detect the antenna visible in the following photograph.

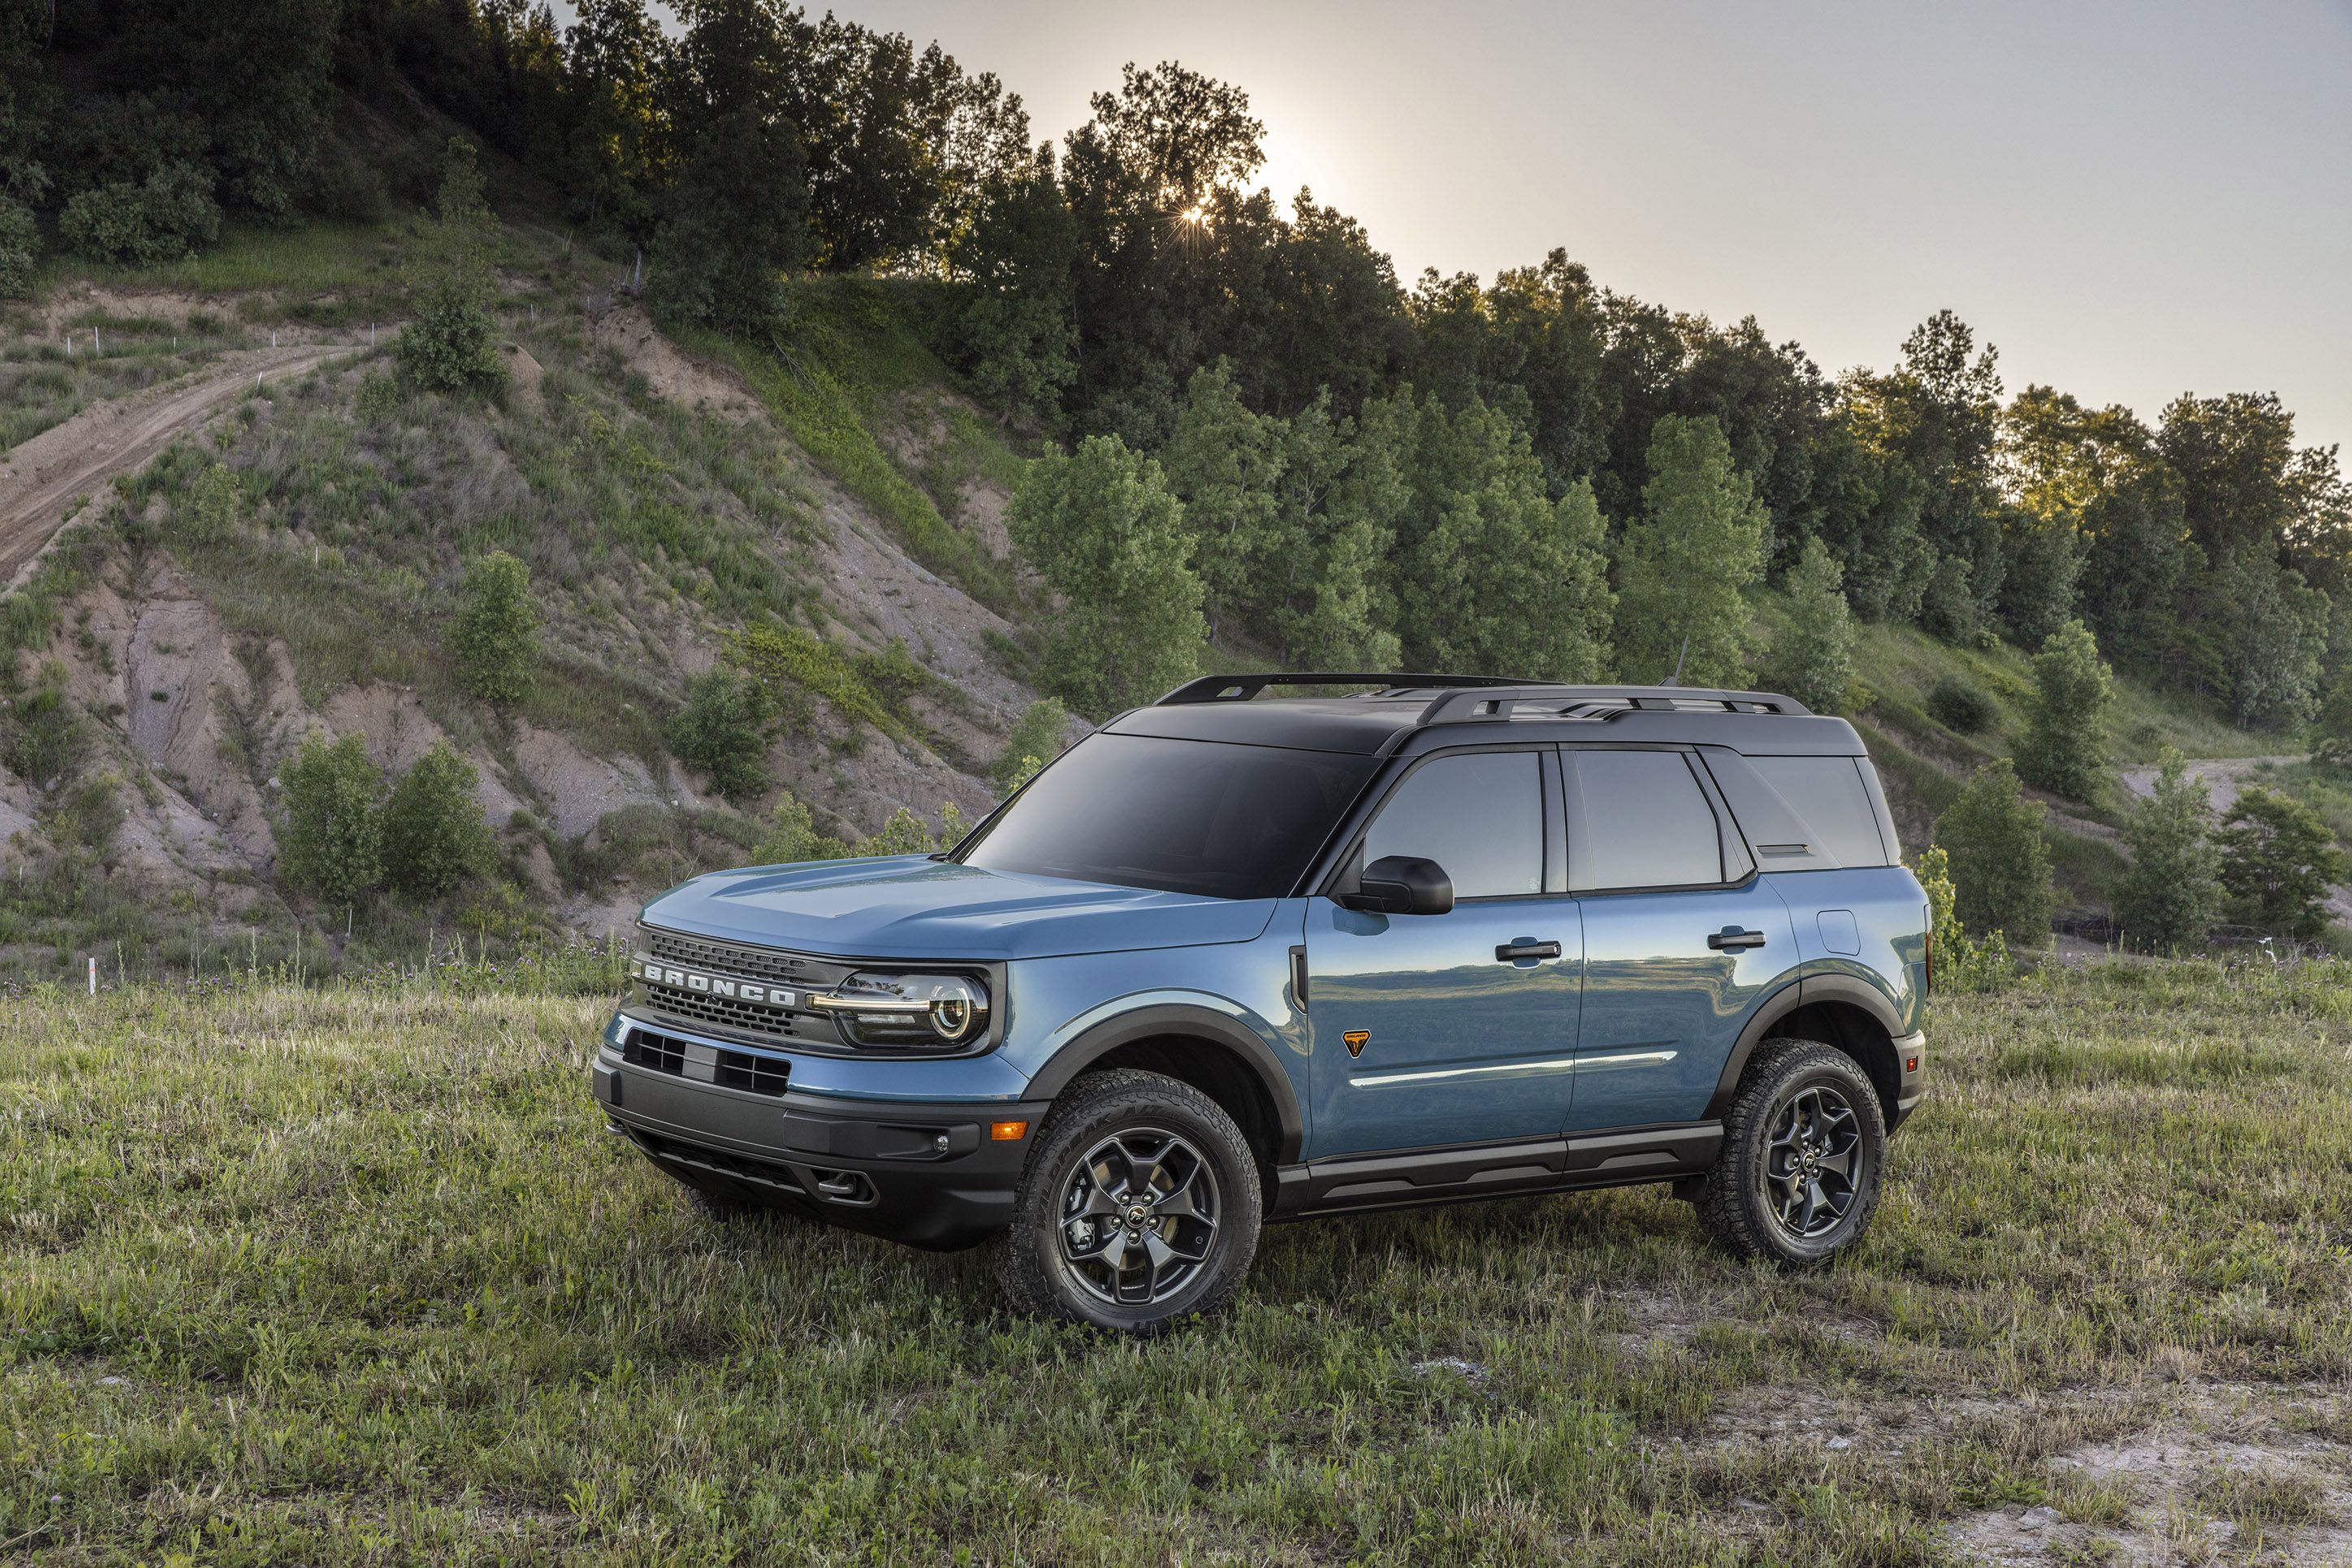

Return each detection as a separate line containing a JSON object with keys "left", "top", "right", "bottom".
{"left": 1662, "top": 633, "right": 1690, "bottom": 688}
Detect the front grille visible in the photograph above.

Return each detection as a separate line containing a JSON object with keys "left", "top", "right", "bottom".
{"left": 642, "top": 927, "right": 856, "bottom": 989}
{"left": 623, "top": 1026, "right": 790, "bottom": 1097}
{"left": 642, "top": 979, "right": 802, "bottom": 1039}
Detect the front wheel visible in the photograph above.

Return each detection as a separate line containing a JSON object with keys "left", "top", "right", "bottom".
{"left": 1695, "top": 1039, "right": 1887, "bottom": 1267}
{"left": 995, "top": 1069, "right": 1262, "bottom": 1333}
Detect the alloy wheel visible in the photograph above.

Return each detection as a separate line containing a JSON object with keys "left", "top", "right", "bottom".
{"left": 1057, "top": 1126, "right": 1221, "bottom": 1307}
{"left": 1762, "top": 1083, "right": 1864, "bottom": 1241}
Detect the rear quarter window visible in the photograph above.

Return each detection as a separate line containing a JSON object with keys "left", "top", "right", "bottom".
{"left": 1710, "top": 753, "right": 1891, "bottom": 869}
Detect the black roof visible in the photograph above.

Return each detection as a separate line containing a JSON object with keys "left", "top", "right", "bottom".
{"left": 1103, "top": 674, "right": 1867, "bottom": 758}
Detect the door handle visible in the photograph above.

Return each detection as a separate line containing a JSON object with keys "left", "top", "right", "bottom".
{"left": 1495, "top": 939, "right": 1563, "bottom": 962}
{"left": 1708, "top": 927, "right": 1767, "bottom": 950}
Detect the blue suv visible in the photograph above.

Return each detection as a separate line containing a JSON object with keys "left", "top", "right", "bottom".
{"left": 594, "top": 676, "right": 1930, "bottom": 1332}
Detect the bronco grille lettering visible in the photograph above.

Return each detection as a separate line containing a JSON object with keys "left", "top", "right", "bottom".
{"left": 636, "top": 958, "right": 795, "bottom": 1009}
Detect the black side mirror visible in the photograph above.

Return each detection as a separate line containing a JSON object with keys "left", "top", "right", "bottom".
{"left": 1340, "top": 855, "right": 1455, "bottom": 917}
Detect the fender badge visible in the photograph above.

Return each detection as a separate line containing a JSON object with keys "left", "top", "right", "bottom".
{"left": 1342, "top": 1030, "right": 1370, "bottom": 1058}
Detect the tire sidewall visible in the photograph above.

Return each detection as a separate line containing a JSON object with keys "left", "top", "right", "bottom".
{"left": 1734, "top": 1049, "right": 1886, "bottom": 1266}
{"left": 1010, "top": 1077, "right": 1260, "bottom": 1332}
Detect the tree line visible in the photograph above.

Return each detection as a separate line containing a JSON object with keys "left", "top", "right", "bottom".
{"left": 3, "top": 2, "right": 2346, "bottom": 733}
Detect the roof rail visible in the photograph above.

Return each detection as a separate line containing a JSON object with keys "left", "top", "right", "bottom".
{"left": 1416, "top": 685, "right": 1811, "bottom": 725}
{"left": 1153, "top": 672, "right": 1537, "bottom": 706}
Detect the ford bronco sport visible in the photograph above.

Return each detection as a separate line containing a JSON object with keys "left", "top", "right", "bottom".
{"left": 594, "top": 675, "right": 1930, "bottom": 1332}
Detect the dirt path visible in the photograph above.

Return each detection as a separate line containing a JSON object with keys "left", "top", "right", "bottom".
{"left": 0, "top": 343, "right": 352, "bottom": 589}
{"left": 2118, "top": 753, "right": 2302, "bottom": 813}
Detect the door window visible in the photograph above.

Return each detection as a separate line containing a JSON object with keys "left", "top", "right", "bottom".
{"left": 1360, "top": 751, "right": 1544, "bottom": 899}
{"left": 1567, "top": 750, "right": 1725, "bottom": 891}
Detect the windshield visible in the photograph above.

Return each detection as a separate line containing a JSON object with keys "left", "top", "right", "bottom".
{"left": 954, "top": 732, "right": 1378, "bottom": 899}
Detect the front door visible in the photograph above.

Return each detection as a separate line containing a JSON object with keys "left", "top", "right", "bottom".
{"left": 1559, "top": 746, "right": 1796, "bottom": 1133}
{"left": 1305, "top": 748, "right": 1582, "bottom": 1158}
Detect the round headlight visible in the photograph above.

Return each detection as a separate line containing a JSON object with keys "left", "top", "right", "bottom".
{"left": 813, "top": 972, "right": 991, "bottom": 1048}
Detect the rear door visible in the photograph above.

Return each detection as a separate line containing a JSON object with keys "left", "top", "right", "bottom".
{"left": 1562, "top": 746, "right": 1797, "bottom": 1134}
{"left": 1304, "top": 746, "right": 1582, "bottom": 1158}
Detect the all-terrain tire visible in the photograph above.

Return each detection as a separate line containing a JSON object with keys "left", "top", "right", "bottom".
{"left": 1695, "top": 1039, "right": 1887, "bottom": 1267}
{"left": 995, "top": 1069, "right": 1262, "bottom": 1334}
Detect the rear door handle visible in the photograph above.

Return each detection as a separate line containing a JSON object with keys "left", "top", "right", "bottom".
{"left": 1495, "top": 939, "right": 1563, "bottom": 962}
{"left": 1708, "top": 927, "right": 1767, "bottom": 950}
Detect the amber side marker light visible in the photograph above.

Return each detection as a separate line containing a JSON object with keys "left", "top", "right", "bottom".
{"left": 989, "top": 1120, "right": 1029, "bottom": 1142}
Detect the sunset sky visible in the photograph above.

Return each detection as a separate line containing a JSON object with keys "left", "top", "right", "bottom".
{"left": 600, "top": 1, "right": 2352, "bottom": 453}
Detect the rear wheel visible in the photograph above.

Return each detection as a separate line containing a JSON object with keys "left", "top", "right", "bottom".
{"left": 996, "top": 1069, "right": 1261, "bottom": 1333}
{"left": 1696, "top": 1039, "right": 1886, "bottom": 1267}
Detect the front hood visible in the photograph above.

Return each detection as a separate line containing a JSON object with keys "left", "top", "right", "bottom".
{"left": 640, "top": 856, "right": 1278, "bottom": 961}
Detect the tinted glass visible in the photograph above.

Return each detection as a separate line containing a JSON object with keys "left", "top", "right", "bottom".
{"left": 957, "top": 734, "right": 1376, "bottom": 899}
{"left": 1362, "top": 751, "right": 1543, "bottom": 899}
{"left": 1747, "top": 755, "right": 1889, "bottom": 867}
{"left": 1568, "top": 750, "right": 1723, "bottom": 891}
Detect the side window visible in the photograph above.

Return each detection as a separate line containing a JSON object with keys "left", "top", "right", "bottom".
{"left": 1567, "top": 749, "right": 1725, "bottom": 891}
{"left": 1745, "top": 755, "right": 1891, "bottom": 868}
{"left": 1361, "top": 751, "right": 1544, "bottom": 899}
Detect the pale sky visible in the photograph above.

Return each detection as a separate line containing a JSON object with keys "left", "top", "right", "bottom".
{"left": 594, "top": 1, "right": 2352, "bottom": 456}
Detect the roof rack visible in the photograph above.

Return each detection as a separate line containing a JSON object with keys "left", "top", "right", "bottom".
{"left": 1417, "top": 685, "right": 1811, "bottom": 725}
{"left": 1153, "top": 672, "right": 1538, "bottom": 706}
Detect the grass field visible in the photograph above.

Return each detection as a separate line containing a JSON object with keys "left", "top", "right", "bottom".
{"left": 6, "top": 962, "right": 2350, "bottom": 1566}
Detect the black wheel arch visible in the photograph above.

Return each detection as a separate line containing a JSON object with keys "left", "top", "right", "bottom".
{"left": 1706, "top": 974, "right": 1906, "bottom": 1126}
{"left": 1023, "top": 1005, "right": 1304, "bottom": 1190}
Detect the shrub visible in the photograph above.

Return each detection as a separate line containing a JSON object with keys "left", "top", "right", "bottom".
{"left": 750, "top": 791, "right": 846, "bottom": 864}
{"left": 1934, "top": 758, "right": 2054, "bottom": 946}
{"left": 1926, "top": 676, "right": 1995, "bottom": 734}
{"left": 2116, "top": 748, "right": 2220, "bottom": 952}
{"left": 0, "top": 202, "right": 36, "bottom": 299}
{"left": 992, "top": 697, "right": 1069, "bottom": 789}
{"left": 179, "top": 462, "right": 243, "bottom": 542}
{"left": 1912, "top": 844, "right": 2010, "bottom": 991}
{"left": 59, "top": 162, "right": 221, "bottom": 266}
{"left": 451, "top": 552, "right": 539, "bottom": 706}
{"left": 667, "top": 668, "right": 778, "bottom": 801}
{"left": 382, "top": 741, "right": 494, "bottom": 897}
{"left": 2, "top": 663, "right": 84, "bottom": 788}
{"left": 277, "top": 732, "right": 384, "bottom": 904}
{"left": 396, "top": 139, "right": 504, "bottom": 395}
{"left": 2214, "top": 785, "right": 2348, "bottom": 940}
{"left": 2015, "top": 619, "right": 2112, "bottom": 803}
{"left": 356, "top": 370, "right": 403, "bottom": 425}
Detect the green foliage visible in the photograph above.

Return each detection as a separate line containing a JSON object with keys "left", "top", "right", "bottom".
{"left": 381, "top": 741, "right": 494, "bottom": 899}
{"left": 2214, "top": 785, "right": 2347, "bottom": 940}
{"left": 2313, "top": 666, "right": 2352, "bottom": 771}
{"left": 179, "top": 462, "right": 244, "bottom": 542}
{"left": 277, "top": 732, "right": 385, "bottom": 905}
{"left": 451, "top": 551, "right": 540, "bottom": 706}
{"left": 1926, "top": 676, "right": 1995, "bottom": 733}
{"left": 1614, "top": 414, "right": 1762, "bottom": 686}
{"left": 953, "top": 149, "right": 1078, "bottom": 423}
{"left": 750, "top": 788, "right": 970, "bottom": 864}
{"left": 2015, "top": 619, "right": 2113, "bottom": 802}
{"left": 1917, "top": 553, "right": 1980, "bottom": 645}
{"left": 2207, "top": 543, "right": 2328, "bottom": 731}
{"left": 355, "top": 369, "right": 402, "bottom": 425}
{"left": 2116, "top": 749, "right": 2220, "bottom": 952}
{"left": 0, "top": 200, "right": 33, "bottom": 297}
{"left": 992, "top": 698, "right": 1068, "bottom": 788}
{"left": 1774, "top": 538, "right": 1854, "bottom": 712}
{"left": 1, "top": 663, "right": 84, "bottom": 787}
{"left": 1911, "top": 844, "right": 2011, "bottom": 991}
{"left": 396, "top": 140, "right": 504, "bottom": 395}
{"left": 59, "top": 162, "right": 222, "bottom": 265}
{"left": 1008, "top": 435, "right": 1206, "bottom": 719}
{"left": 1935, "top": 759, "right": 2055, "bottom": 946}
{"left": 666, "top": 668, "right": 779, "bottom": 801}
{"left": 729, "top": 624, "right": 897, "bottom": 737}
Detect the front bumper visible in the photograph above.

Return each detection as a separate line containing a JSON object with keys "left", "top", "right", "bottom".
{"left": 1890, "top": 1030, "right": 1927, "bottom": 1130}
{"left": 593, "top": 1023, "right": 1048, "bottom": 1251}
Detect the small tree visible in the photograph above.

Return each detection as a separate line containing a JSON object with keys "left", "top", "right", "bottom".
{"left": 2214, "top": 785, "right": 2347, "bottom": 940}
{"left": 751, "top": 790, "right": 845, "bottom": 864}
{"left": 278, "top": 732, "right": 384, "bottom": 905}
{"left": 667, "top": 668, "right": 777, "bottom": 801}
{"left": 2115, "top": 748, "right": 2220, "bottom": 952}
{"left": 0, "top": 201, "right": 36, "bottom": 299}
{"left": 1008, "top": 435, "right": 1206, "bottom": 718}
{"left": 1934, "top": 758, "right": 2055, "bottom": 946}
{"left": 2016, "top": 618, "right": 2112, "bottom": 803}
{"left": 452, "top": 552, "right": 539, "bottom": 706}
{"left": 1776, "top": 538, "right": 1855, "bottom": 712}
{"left": 396, "top": 138, "right": 504, "bottom": 395}
{"left": 1912, "top": 844, "right": 2010, "bottom": 991}
{"left": 381, "top": 741, "right": 494, "bottom": 897}
{"left": 992, "top": 697, "right": 1069, "bottom": 789}
{"left": 1614, "top": 414, "right": 1766, "bottom": 687}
